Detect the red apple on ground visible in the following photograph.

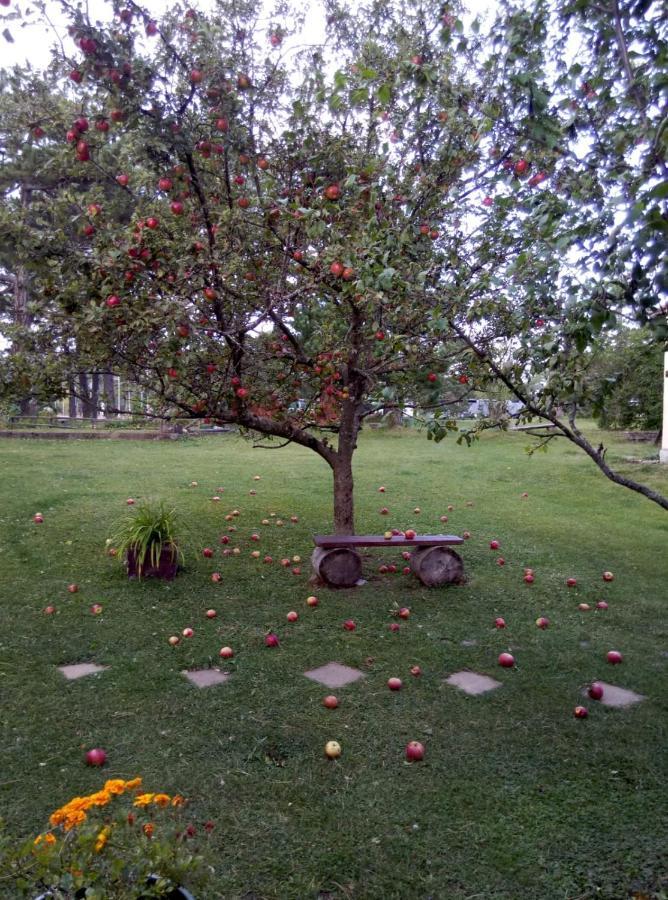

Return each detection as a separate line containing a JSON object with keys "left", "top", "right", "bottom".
{"left": 292, "top": 567, "right": 301, "bottom": 575}
{"left": 566, "top": 577, "right": 577, "bottom": 587}
{"left": 387, "top": 677, "right": 402, "bottom": 691}
{"left": 281, "top": 558, "right": 291, "bottom": 567}
{"left": 389, "top": 622, "right": 401, "bottom": 632}
{"left": 588, "top": 682, "right": 604, "bottom": 700}
{"left": 462, "top": 531, "right": 471, "bottom": 539}
{"left": 265, "top": 632, "right": 280, "bottom": 647}
{"left": 202, "top": 548, "right": 214, "bottom": 558}
{"left": 578, "top": 603, "right": 591, "bottom": 612}
{"left": 535, "top": 617, "right": 550, "bottom": 629}
{"left": 573, "top": 706, "right": 589, "bottom": 719}
{"left": 602, "top": 571, "right": 614, "bottom": 582}
{"left": 404, "top": 529, "right": 417, "bottom": 540}
{"left": 182, "top": 627, "right": 194, "bottom": 638}
{"left": 596, "top": 600, "right": 609, "bottom": 610}
{"left": 378, "top": 486, "right": 386, "bottom": 493}
{"left": 306, "top": 595, "right": 319, "bottom": 607}
{"left": 211, "top": 572, "right": 222, "bottom": 583}
{"left": 90, "top": 604, "right": 103, "bottom": 615}
{"left": 497, "top": 557, "right": 505, "bottom": 566}
{"left": 398, "top": 607, "right": 410, "bottom": 619}
{"left": 219, "top": 646, "right": 234, "bottom": 659}
{"left": 380, "top": 507, "right": 389, "bottom": 515}
{"left": 495, "top": 617, "right": 506, "bottom": 629}
{"left": 126, "top": 497, "right": 135, "bottom": 505}
{"left": 168, "top": 635, "right": 180, "bottom": 646}
{"left": 405, "top": 741, "right": 425, "bottom": 762}
{"left": 264, "top": 556, "right": 273, "bottom": 564}
{"left": 498, "top": 652, "right": 515, "bottom": 668}
{"left": 323, "top": 695, "right": 339, "bottom": 709}
{"left": 220, "top": 535, "right": 230, "bottom": 545}
{"left": 440, "top": 515, "right": 448, "bottom": 523}
{"left": 33, "top": 513, "right": 44, "bottom": 523}
{"left": 205, "top": 609, "right": 217, "bottom": 619}
{"left": 524, "top": 573, "right": 535, "bottom": 584}
{"left": 67, "top": 584, "right": 78, "bottom": 593}
{"left": 490, "top": 540, "right": 500, "bottom": 550}
{"left": 44, "top": 605, "right": 56, "bottom": 615}
{"left": 286, "top": 611, "right": 298, "bottom": 622}
{"left": 402, "top": 566, "right": 411, "bottom": 575}
{"left": 410, "top": 665, "right": 422, "bottom": 677}
{"left": 607, "top": 650, "right": 623, "bottom": 665}
{"left": 85, "top": 748, "right": 107, "bottom": 767}
{"left": 343, "top": 619, "right": 356, "bottom": 631}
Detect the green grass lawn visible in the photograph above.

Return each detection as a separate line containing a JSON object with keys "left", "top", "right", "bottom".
{"left": 0, "top": 425, "right": 666, "bottom": 899}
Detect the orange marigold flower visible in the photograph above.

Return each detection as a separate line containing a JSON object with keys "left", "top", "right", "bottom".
{"left": 133, "top": 793, "right": 155, "bottom": 807}
{"left": 63, "top": 810, "right": 87, "bottom": 831}
{"left": 49, "top": 810, "right": 66, "bottom": 827}
{"left": 86, "top": 790, "right": 111, "bottom": 808}
{"left": 125, "top": 777, "right": 143, "bottom": 790}
{"left": 171, "top": 794, "right": 185, "bottom": 807}
{"left": 143, "top": 822, "right": 154, "bottom": 838}
{"left": 152, "top": 793, "right": 171, "bottom": 807}
{"left": 34, "top": 832, "right": 57, "bottom": 847}
{"left": 104, "top": 779, "right": 127, "bottom": 795}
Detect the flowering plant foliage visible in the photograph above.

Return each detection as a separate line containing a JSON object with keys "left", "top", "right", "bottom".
{"left": 1, "top": 778, "right": 216, "bottom": 898}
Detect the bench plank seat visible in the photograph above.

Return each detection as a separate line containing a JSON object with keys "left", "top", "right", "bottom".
{"left": 314, "top": 534, "right": 463, "bottom": 549}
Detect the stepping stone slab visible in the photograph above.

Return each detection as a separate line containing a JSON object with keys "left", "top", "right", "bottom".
{"left": 304, "top": 662, "right": 365, "bottom": 689}
{"left": 59, "top": 663, "right": 109, "bottom": 680}
{"left": 587, "top": 682, "right": 646, "bottom": 708}
{"left": 446, "top": 671, "right": 502, "bottom": 695}
{"left": 183, "top": 668, "right": 230, "bottom": 688}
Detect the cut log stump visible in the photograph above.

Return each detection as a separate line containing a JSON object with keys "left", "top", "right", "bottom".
{"left": 410, "top": 546, "right": 464, "bottom": 587}
{"left": 311, "top": 546, "right": 363, "bottom": 588}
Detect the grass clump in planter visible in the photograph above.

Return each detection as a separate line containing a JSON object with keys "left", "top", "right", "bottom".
{"left": 111, "top": 502, "right": 183, "bottom": 580}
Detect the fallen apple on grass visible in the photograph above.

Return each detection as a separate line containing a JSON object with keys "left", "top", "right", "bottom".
{"left": 602, "top": 571, "right": 614, "bottom": 582}
{"left": 389, "top": 622, "right": 401, "bottom": 632}
{"left": 524, "top": 573, "right": 535, "bottom": 584}
{"left": 497, "top": 558, "right": 505, "bottom": 566}
{"left": 566, "top": 577, "right": 578, "bottom": 588}
{"left": 325, "top": 740, "right": 341, "bottom": 759}
{"left": 596, "top": 600, "right": 609, "bottom": 610}
{"left": 205, "top": 609, "right": 217, "bottom": 619}
{"left": 398, "top": 607, "right": 410, "bottom": 619}
{"left": 573, "top": 706, "right": 589, "bottom": 719}
{"left": 498, "top": 652, "right": 515, "bottom": 668}
{"left": 323, "top": 695, "right": 339, "bottom": 709}
{"left": 265, "top": 632, "right": 280, "bottom": 648}
{"left": 343, "top": 619, "right": 356, "bottom": 631}
{"left": 211, "top": 573, "right": 222, "bottom": 583}
{"left": 202, "top": 548, "right": 214, "bottom": 558}
{"left": 306, "top": 595, "right": 319, "bottom": 607}
{"left": 495, "top": 617, "right": 506, "bottom": 629}
{"left": 90, "top": 604, "right": 103, "bottom": 615}
{"left": 607, "top": 650, "right": 623, "bottom": 665}
{"left": 67, "top": 584, "right": 79, "bottom": 593}
{"left": 44, "top": 605, "right": 56, "bottom": 615}
{"left": 85, "top": 748, "right": 107, "bottom": 767}
{"left": 168, "top": 635, "right": 180, "bottom": 646}
{"left": 182, "top": 627, "right": 194, "bottom": 638}
{"left": 588, "top": 682, "right": 604, "bottom": 700}
{"left": 404, "top": 529, "right": 417, "bottom": 540}
{"left": 405, "top": 741, "right": 425, "bottom": 762}
{"left": 578, "top": 603, "right": 591, "bottom": 612}
{"left": 410, "top": 665, "right": 422, "bottom": 677}
{"left": 387, "top": 677, "right": 403, "bottom": 691}
{"left": 535, "top": 617, "right": 550, "bottom": 629}
{"left": 219, "top": 646, "right": 234, "bottom": 659}
{"left": 286, "top": 611, "right": 298, "bottom": 622}
{"left": 489, "top": 540, "right": 500, "bottom": 550}
{"left": 33, "top": 513, "right": 44, "bottom": 524}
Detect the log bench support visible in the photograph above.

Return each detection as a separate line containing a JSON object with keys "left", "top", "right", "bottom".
{"left": 312, "top": 534, "right": 465, "bottom": 588}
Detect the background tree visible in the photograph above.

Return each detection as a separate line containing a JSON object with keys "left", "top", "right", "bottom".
{"left": 0, "top": 0, "right": 666, "bottom": 524}
{"left": 589, "top": 327, "right": 663, "bottom": 433}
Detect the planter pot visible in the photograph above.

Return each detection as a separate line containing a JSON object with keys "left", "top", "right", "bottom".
{"left": 126, "top": 544, "right": 180, "bottom": 580}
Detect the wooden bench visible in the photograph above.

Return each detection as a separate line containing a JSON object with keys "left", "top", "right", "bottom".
{"left": 312, "top": 534, "right": 464, "bottom": 588}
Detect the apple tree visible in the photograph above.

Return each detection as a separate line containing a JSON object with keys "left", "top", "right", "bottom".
{"left": 0, "top": 0, "right": 666, "bottom": 525}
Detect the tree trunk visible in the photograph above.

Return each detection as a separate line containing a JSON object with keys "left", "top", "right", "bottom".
{"left": 332, "top": 453, "right": 355, "bottom": 535}
{"left": 78, "top": 373, "right": 92, "bottom": 418}
{"left": 103, "top": 373, "right": 117, "bottom": 417}
{"left": 68, "top": 378, "right": 77, "bottom": 418}
{"left": 90, "top": 372, "right": 100, "bottom": 419}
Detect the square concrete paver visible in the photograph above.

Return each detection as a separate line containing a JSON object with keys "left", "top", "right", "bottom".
{"left": 446, "top": 671, "right": 502, "bottom": 695}
{"left": 304, "top": 662, "right": 365, "bottom": 689}
{"left": 586, "top": 682, "right": 646, "bottom": 708}
{"left": 59, "top": 663, "right": 109, "bottom": 680}
{"left": 183, "top": 668, "right": 231, "bottom": 688}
